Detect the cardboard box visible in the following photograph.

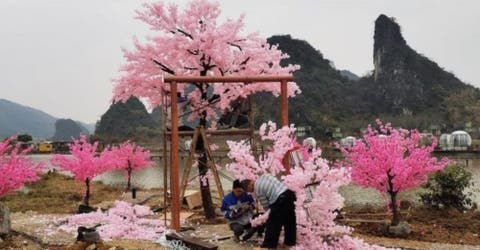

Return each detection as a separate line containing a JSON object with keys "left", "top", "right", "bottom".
{"left": 184, "top": 190, "right": 202, "bottom": 209}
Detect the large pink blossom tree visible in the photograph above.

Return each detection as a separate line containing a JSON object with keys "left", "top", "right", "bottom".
{"left": 226, "top": 122, "right": 389, "bottom": 249}
{"left": 106, "top": 142, "right": 154, "bottom": 191}
{"left": 0, "top": 136, "right": 44, "bottom": 198}
{"left": 339, "top": 120, "right": 449, "bottom": 226}
{"left": 51, "top": 135, "right": 112, "bottom": 206}
{"left": 113, "top": 0, "right": 300, "bottom": 218}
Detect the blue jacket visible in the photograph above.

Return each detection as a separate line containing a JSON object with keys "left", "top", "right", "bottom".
{"left": 221, "top": 192, "right": 255, "bottom": 224}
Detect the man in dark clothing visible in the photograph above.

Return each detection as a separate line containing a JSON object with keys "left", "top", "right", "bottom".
{"left": 241, "top": 174, "right": 296, "bottom": 249}
{"left": 221, "top": 179, "right": 263, "bottom": 242}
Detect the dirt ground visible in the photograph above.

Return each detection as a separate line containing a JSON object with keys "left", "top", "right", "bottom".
{"left": 344, "top": 205, "right": 480, "bottom": 246}
{"left": 1, "top": 173, "right": 480, "bottom": 249}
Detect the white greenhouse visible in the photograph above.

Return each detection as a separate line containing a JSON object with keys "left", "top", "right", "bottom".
{"left": 439, "top": 131, "right": 472, "bottom": 151}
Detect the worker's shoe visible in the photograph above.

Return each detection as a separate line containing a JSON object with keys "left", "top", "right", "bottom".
{"left": 233, "top": 235, "right": 240, "bottom": 242}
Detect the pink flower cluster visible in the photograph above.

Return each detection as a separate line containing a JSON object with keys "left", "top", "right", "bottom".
{"left": 113, "top": 0, "right": 300, "bottom": 121}
{"left": 227, "top": 122, "right": 391, "bottom": 249}
{"left": 50, "top": 135, "right": 109, "bottom": 183}
{"left": 339, "top": 120, "right": 450, "bottom": 210}
{"left": 51, "top": 137, "right": 154, "bottom": 201}
{"left": 103, "top": 141, "right": 154, "bottom": 184}
{"left": 0, "top": 136, "right": 44, "bottom": 197}
{"left": 60, "top": 200, "right": 166, "bottom": 241}
{"left": 227, "top": 121, "right": 297, "bottom": 179}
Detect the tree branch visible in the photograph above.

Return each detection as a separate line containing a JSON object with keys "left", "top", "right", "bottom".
{"left": 176, "top": 28, "right": 193, "bottom": 40}
{"left": 240, "top": 57, "right": 250, "bottom": 66}
{"left": 184, "top": 67, "right": 199, "bottom": 71}
{"left": 228, "top": 42, "right": 242, "bottom": 51}
{"left": 153, "top": 59, "right": 175, "bottom": 75}
{"left": 187, "top": 49, "right": 199, "bottom": 55}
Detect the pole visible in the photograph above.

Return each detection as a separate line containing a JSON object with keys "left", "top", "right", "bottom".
{"left": 280, "top": 80, "right": 289, "bottom": 127}
{"left": 170, "top": 82, "right": 180, "bottom": 231}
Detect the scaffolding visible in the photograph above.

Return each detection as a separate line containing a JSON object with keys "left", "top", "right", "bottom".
{"left": 162, "top": 75, "right": 293, "bottom": 231}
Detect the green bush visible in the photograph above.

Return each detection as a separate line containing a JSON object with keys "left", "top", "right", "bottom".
{"left": 420, "top": 165, "right": 474, "bottom": 211}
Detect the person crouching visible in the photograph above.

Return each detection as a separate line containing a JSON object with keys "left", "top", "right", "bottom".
{"left": 221, "top": 179, "right": 263, "bottom": 242}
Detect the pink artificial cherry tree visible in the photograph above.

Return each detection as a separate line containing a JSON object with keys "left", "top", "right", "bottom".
{"left": 106, "top": 141, "right": 154, "bottom": 191}
{"left": 0, "top": 136, "right": 44, "bottom": 198}
{"left": 113, "top": 0, "right": 300, "bottom": 218}
{"left": 339, "top": 120, "right": 450, "bottom": 226}
{"left": 51, "top": 135, "right": 111, "bottom": 206}
{"left": 226, "top": 122, "right": 390, "bottom": 249}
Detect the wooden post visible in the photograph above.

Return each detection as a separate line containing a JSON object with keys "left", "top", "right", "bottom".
{"left": 161, "top": 90, "right": 168, "bottom": 226}
{"left": 280, "top": 80, "right": 288, "bottom": 127}
{"left": 280, "top": 79, "right": 290, "bottom": 173}
{"left": 170, "top": 82, "right": 180, "bottom": 231}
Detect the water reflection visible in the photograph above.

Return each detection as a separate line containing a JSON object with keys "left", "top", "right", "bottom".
{"left": 29, "top": 154, "right": 480, "bottom": 207}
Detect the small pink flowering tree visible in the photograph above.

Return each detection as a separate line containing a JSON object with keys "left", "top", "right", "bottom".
{"left": 339, "top": 120, "right": 449, "bottom": 226}
{"left": 113, "top": 0, "right": 300, "bottom": 218}
{"left": 227, "top": 122, "right": 389, "bottom": 249}
{"left": 0, "top": 136, "right": 44, "bottom": 198}
{"left": 107, "top": 142, "right": 154, "bottom": 191}
{"left": 51, "top": 135, "right": 111, "bottom": 206}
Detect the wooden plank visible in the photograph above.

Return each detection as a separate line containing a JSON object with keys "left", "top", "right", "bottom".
{"left": 200, "top": 128, "right": 225, "bottom": 199}
{"left": 163, "top": 211, "right": 195, "bottom": 221}
{"left": 337, "top": 219, "right": 386, "bottom": 224}
{"left": 180, "top": 128, "right": 199, "bottom": 201}
{"left": 166, "top": 233, "right": 218, "bottom": 250}
{"left": 165, "top": 128, "right": 253, "bottom": 136}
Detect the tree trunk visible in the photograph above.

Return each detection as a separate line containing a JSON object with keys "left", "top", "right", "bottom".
{"left": 389, "top": 191, "right": 401, "bottom": 226}
{"left": 197, "top": 119, "right": 216, "bottom": 218}
{"left": 127, "top": 160, "right": 132, "bottom": 191}
{"left": 196, "top": 80, "right": 216, "bottom": 218}
{"left": 387, "top": 171, "right": 401, "bottom": 226}
{"left": 84, "top": 178, "right": 90, "bottom": 206}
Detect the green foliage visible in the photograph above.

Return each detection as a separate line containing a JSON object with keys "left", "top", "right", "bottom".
{"left": 420, "top": 165, "right": 474, "bottom": 211}
{"left": 17, "top": 133, "right": 32, "bottom": 142}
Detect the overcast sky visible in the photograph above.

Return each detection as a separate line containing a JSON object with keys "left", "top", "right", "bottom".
{"left": 1, "top": 0, "right": 479, "bottom": 123}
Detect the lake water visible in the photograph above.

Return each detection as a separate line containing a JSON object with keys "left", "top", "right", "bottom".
{"left": 29, "top": 154, "right": 235, "bottom": 192}
{"left": 29, "top": 154, "right": 480, "bottom": 208}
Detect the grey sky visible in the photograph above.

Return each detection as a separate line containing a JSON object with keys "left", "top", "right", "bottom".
{"left": 1, "top": 0, "right": 479, "bottom": 123}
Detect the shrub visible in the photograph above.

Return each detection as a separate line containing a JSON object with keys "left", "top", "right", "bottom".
{"left": 420, "top": 165, "right": 474, "bottom": 211}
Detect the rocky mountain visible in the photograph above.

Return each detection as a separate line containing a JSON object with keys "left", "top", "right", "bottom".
{"left": 254, "top": 15, "right": 479, "bottom": 137}
{"left": 371, "top": 14, "right": 469, "bottom": 115}
{"left": 95, "top": 97, "right": 158, "bottom": 142}
{"left": 51, "top": 119, "right": 84, "bottom": 141}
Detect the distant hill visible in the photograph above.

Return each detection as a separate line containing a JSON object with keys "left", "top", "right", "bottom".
{"left": 77, "top": 121, "right": 95, "bottom": 135}
{"left": 0, "top": 98, "right": 91, "bottom": 140}
{"left": 0, "top": 99, "right": 56, "bottom": 139}
{"left": 255, "top": 35, "right": 360, "bottom": 136}
{"left": 339, "top": 70, "right": 360, "bottom": 81}
{"left": 95, "top": 97, "right": 158, "bottom": 142}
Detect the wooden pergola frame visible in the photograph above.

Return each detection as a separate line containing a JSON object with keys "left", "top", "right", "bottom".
{"left": 163, "top": 75, "right": 293, "bottom": 231}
